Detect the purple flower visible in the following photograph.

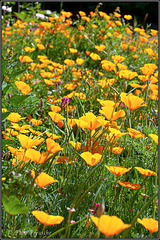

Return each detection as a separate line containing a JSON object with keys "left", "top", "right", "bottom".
{"left": 55, "top": 80, "right": 62, "bottom": 88}
{"left": 60, "top": 97, "right": 70, "bottom": 107}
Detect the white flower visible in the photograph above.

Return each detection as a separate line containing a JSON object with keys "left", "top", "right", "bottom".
{"left": 2, "top": 6, "right": 12, "bottom": 12}
{"left": 36, "top": 13, "right": 45, "bottom": 19}
{"left": 46, "top": 10, "right": 52, "bottom": 15}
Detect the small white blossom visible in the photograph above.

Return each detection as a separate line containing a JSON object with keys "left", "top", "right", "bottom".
{"left": 46, "top": 10, "right": 52, "bottom": 15}
{"left": 36, "top": 13, "right": 45, "bottom": 19}
{"left": 2, "top": 6, "right": 12, "bottom": 12}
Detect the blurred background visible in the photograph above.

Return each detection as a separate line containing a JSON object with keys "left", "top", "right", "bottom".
{"left": 10, "top": 1, "right": 158, "bottom": 30}
{"left": 41, "top": 1, "right": 158, "bottom": 29}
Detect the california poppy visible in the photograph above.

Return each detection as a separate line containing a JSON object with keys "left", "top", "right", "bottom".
{"left": 48, "top": 112, "right": 65, "bottom": 123}
{"left": 149, "top": 134, "right": 158, "bottom": 145}
{"left": 46, "top": 138, "right": 63, "bottom": 154}
{"left": 100, "top": 106, "right": 125, "bottom": 121}
{"left": 90, "top": 214, "right": 131, "bottom": 237}
{"left": 17, "top": 134, "right": 44, "bottom": 149}
{"left": 31, "top": 171, "right": 58, "bottom": 187}
{"left": 105, "top": 166, "right": 132, "bottom": 176}
{"left": 81, "top": 152, "right": 102, "bottom": 166}
{"left": 135, "top": 167, "right": 157, "bottom": 176}
{"left": 90, "top": 52, "right": 101, "bottom": 61}
{"left": 31, "top": 210, "right": 64, "bottom": 225}
{"left": 137, "top": 218, "right": 158, "bottom": 233}
{"left": 121, "top": 92, "right": 144, "bottom": 110}
{"left": 25, "top": 149, "right": 53, "bottom": 164}
{"left": 128, "top": 128, "right": 145, "bottom": 138}
{"left": 30, "top": 119, "right": 42, "bottom": 126}
{"left": 8, "top": 113, "right": 25, "bottom": 123}
{"left": 15, "top": 81, "right": 32, "bottom": 95}
{"left": 118, "top": 181, "right": 141, "bottom": 189}
{"left": 78, "top": 112, "right": 102, "bottom": 130}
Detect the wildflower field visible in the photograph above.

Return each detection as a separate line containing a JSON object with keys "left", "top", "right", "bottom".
{"left": 2, "top": 2, "right": 158, "bottom": 238}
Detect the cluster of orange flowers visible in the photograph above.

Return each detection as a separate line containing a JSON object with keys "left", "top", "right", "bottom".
{"left": 2, "top": 6, "right": 158, "bottom": 238}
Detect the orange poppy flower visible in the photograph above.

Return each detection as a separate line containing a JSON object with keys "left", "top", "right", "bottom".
{"left": 32, "top": 210, "right": 64, "bottom": 225}
{"left": 64, "top": 83, "right": 77, "bottom": 90}
{"left": 76, "top": 58, "right": 84, "bottom": 65}
{"left": 124, "top": 15, "right": 132, "bottom": 20}
{"left": 119, "top": 70, "right": 138, "bottom": 80}
{"left": 45, "top": 132, "right": 61, "bottom": 140}
{"left": 11, "top": 123, "right": 30, "bottom": 133}
{"left": 80, "top": 152, "right": 102, "bottom": 166}
{"left": 69, "top": 48, "right": 78, "bottom": 53}
{"left": 61, "top": 11, "right": 72, "bottom": 18}
{"left": 140, "top": 63, "right": 158, "bottom": 76}
{"left": 97, "top": 99, "right": 118, "bottom": 108}
{"left": 135, "top": 167, "right": 157, "bottom": 176}
{"left": 8, "top": 113, "right": 25, "bottom": 123}
{"left": 95, "top": 45, "right": 105, "bottom": 52}
{"left": 78, "top": 112, "right": 102, "bottom": 130}
{"left": 118, "top": 181, "right": 141, "bottom": 189}
{"left": 137, "top": 218, "right": 158, "bottom": 233}
{"left": 99, "top": 106, "right": 125, "bottom": 121}
{"left": 48, "top": 112, "right": 65, "bottom": 123}
{"left": 101, "top": 60, "right": 116, "bottom": 72}
{"left": 46, "top": 138, "right": 63, "bottom": 154}
{"left": 17, "top": 134, "right": 44, "bottom": 149}
{"left": 105, "top": 166, "right": 132, "bottom": 176}
{"left": 25, "top": 149, "right": 53, "bottom": 164}
{"left": 37, "top": 43, "right": 45, "bottom": 50}
{"left": 121, "top": 92, "right": 144, "bottom": 110}
{"left": 30, "top": 119, "right": 42, "bottom": 126}
{"left": 19, "top": 55, "right": 33, "bottom": 63}
{"left": 111, "top": 147, "right": 123, "bottom": 154}
{"left": 70, "top": 141, "right": 81, "bottom": 150}
{"left": 31, "top": 171, "right": 58, "bottom": 187}
{"left": 50, "top": 105, "right": 61, "bottom": 113}
{"left": 24, "top": 46, "right": 35, "bottom": 53}
{"left": 127, "top": 128, "right": 145, "bottom": 139}
{"left": 90, "top": 214, "right": 131, "bottom": 237}
{"left": 16, "top": 81, "right": 32, "bottom": 95}
{"left": 112, "top": 55, "right": 126, "bottom": 64}
{"left": 79, "top": 11, "right": 86, "bottom": 17}
{"left": 149, "top": 134, "right": 158, "bottom": 145}
{"left": 64, "top": 59, "right": 75, "bottom": 66}
{"left": 90, "top": 53, "right": 101, "bottom": 61}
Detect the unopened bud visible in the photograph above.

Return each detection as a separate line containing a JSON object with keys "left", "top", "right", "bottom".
{"left": 97, "top": 198, "right": 105, "bottom": 217}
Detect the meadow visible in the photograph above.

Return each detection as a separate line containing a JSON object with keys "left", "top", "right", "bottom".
{"left": 2, "top": 2, "right": 158, "bottom": 238}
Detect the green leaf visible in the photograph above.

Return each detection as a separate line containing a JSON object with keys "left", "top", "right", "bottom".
{"left": 11, "top": 69, "right": 26, "bottom": 79}
{"left": 2, "top": 139, "right": 14, "bottom": 147}
{"left": 13, "top": 11, "right": 27, "bottom": 21}
{"left": 9, "top": 95, "right": 29, "bottom": 105}
{"left": 2, "top": 56, "right": 6, "bottom": 77}
{"left": 2, "top": 194, "right": 28, "bottom": 215}
{"left": 2, "top": 112, "right": 10, "bottom": 121}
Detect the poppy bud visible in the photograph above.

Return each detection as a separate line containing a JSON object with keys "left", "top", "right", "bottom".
{"left": 97, "top": 198, "right": 105, "bottom": 217}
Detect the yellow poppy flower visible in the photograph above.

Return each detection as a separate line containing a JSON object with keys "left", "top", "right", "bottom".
{"left": 90, "top": 214, "right": 131, "bottom": 237}
{"left": 135, "top": 167, "right": 157, "bottom": 176}
{"left": 81, "top": 152, "right": 102, "bottom": 166}
{"left": 32, "top": 210, "right": 64, "bottom": 225}
{"left": 105, "top": 166, "right": 132, "bottom": 176}
{"left": 137, "top": 218, "right": 158, "bottom": 233}
{"left": 31, "top": 171, "right": 58, "bottom": 187}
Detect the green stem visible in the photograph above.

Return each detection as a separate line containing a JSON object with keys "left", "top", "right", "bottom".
{"left": 47, "top": 217, "right": 86, "bottom": 238}
{"left": 40, "top": 224, "right": 47, "bottom": 238}
{"left": 121, "top": 194, "right": 156, "bottom": 238}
